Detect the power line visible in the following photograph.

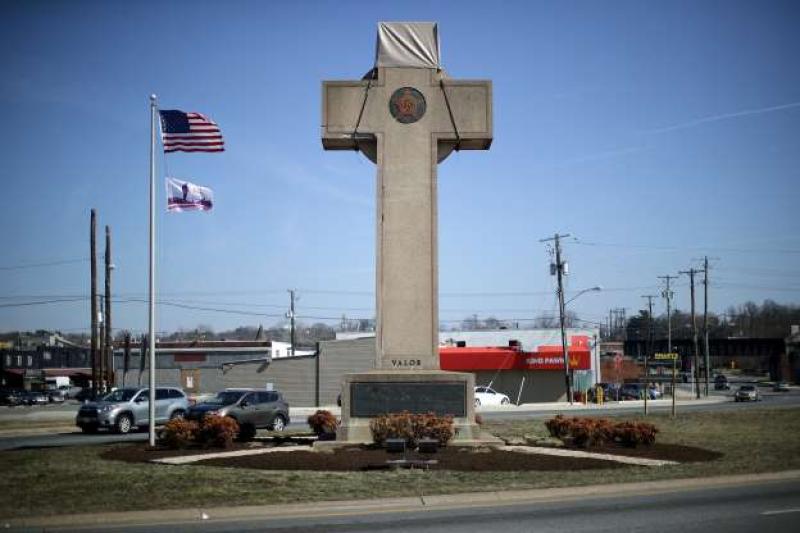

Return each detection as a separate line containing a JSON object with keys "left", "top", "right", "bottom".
{"left": 0, "top": 297, "right": 88, "bottom": 308}
{"left": 0, "top": 258, "right": 89, "bottom": 271}
{"left": 573, "top": 238, "right": 800, "bottom": 255}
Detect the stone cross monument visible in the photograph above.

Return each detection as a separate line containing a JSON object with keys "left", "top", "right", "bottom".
{"left": 322, "top": 23, "right": 492, "bottom": 442}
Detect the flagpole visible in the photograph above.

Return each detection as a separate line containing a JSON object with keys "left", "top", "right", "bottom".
{"left": 148, "top": 94, "right": 157, "bottom": 447}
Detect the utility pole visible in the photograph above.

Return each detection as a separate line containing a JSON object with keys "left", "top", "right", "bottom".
{"left": 540, "top": 233, "right": 572, "bottom": 404}
{"left": 621, "top": 308, "right": 627, "bottom": 340}
{"left": 680, "top": 268, "right": 701, "bottom": 399}
{"left": 702, "top": 256, "right": 710, "bottom": 397}
{"left": 642, "top": 295, "right": 656, "bottom": 415}
{"left": 287, "top": 289, "right": 297, "bottom": 357}
{"left": 104, "top": 225, "right": 112, "bottom": 392}
{"left": 98, "top": 297, "right": 105, "bottom": 393}
{"left": 658, "top": 274, "right": 677, "bottom": 417}
{"left": 90, "top": 209, "right": 98, "bottom": 397}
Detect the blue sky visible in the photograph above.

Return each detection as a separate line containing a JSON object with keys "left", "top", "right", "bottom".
{"left": 1, "top": 0, "right": 799, "bottom": 336}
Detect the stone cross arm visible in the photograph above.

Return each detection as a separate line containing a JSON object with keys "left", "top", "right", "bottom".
{"left": 322, "top": 68, "right": 491, "bottom": 162}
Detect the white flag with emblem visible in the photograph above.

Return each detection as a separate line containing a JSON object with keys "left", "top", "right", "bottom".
{"left": 165, "top": 177, "right": 213, "bottom": 212}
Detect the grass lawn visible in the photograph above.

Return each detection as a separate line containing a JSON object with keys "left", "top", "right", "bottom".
{"left": 1, "top": 407, "right": 799, "bottom": 519}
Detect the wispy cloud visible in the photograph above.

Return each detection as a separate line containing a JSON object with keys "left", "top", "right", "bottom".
{"left": 645, "top": 101, "right": 800, "bottom": 134}
{"left": 554, "top": 145, "right": 646, "bottom": 168}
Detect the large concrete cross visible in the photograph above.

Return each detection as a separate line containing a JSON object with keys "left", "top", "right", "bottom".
{"left": 322, "top": 43, "right": 492, "bottom": 372}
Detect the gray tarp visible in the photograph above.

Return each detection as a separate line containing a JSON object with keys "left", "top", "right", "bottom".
{"left": 375, "top": 22, "right": 440, "bottom": 69}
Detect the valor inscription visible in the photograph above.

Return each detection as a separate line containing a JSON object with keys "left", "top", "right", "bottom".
{"left": 389, "top": 87, "right": 426, "bottom": 124}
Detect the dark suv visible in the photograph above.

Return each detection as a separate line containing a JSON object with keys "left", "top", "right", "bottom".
{"left": 186, "top": 389, "right": 290, "bottom": 439}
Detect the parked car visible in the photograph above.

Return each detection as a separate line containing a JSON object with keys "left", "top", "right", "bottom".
{"left": 474, "top": 386, "right": 511, "bottom": 407}
{"left": 59, "top": 385, "right": 83, "bottom": 399}
{"left": 75, "top": 387, "right": 190, "bottom": 434}
{"left": 619, "top": 384, "right": 644, "bottom": 400}
{"left": 47, "top": 389, "right": 67, "bottom": 403}
{"left": 714, "top": 375, "right": 730, "bottom": 391}
{"left": 0, "top": 389, "right": 25, "bottom": 406}
{"left": 617, "top": 383, "right": 661, "bottom": 400}
{"left": 23, "top": 391, "right": 49, "bottom": 405}
{"left": 74, "top": 388, "right": 102, "bottom": 403}
{"left": 186, "top": 389, "right": 290, "bottom": 439}
{"left": 734, "top": 385, "right": 761, "bottom": 402}
{"left": 773, "top": 382, "right": 790, "bottom": 392}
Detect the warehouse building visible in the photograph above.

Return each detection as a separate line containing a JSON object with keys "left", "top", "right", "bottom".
{"left": 111, "top": 329, "right": 600, "bottom": 406}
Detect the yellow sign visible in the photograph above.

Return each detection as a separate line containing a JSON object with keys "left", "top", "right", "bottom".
{"left": 654, "top": 352, "right": 678, "bottom": 360}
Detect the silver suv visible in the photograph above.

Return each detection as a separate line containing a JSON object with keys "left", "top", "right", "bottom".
{"left": 186, "top": 389, "right": 290, "bottom": 439}
{"left": 76, "top": 387, "right": 189, "bottom": 434}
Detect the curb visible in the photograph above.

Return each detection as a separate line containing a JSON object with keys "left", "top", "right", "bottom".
{"left": 6, "top": 469, "right": 800, "bottom": 530}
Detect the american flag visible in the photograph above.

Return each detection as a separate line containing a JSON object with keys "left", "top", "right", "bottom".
{"left": 158, "top": 110, "right": 224, "bottom": 153}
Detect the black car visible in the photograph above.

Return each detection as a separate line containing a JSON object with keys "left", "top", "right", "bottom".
{"left": 22, "top": 390, "right": 49, "bottom": 405}
{"left": 713, "top": 375, "right": 730, "bottom": 391}
{"left": 619, "top": 384, "right": 644, "bottom": 400}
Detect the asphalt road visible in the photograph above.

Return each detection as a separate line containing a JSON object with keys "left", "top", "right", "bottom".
{"left": 0, "top": 421, "right": 308, "bottom": 451}
{"left": 50, "top": 477, "right": 800, "bottom": 532}
{"left": 1, "top": 388, "right": 798, "bottom": 451}
{"left": 484, "top": 387, "right": 800, "bottom": 421}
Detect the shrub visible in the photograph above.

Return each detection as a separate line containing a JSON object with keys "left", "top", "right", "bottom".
{"left": 571, "top": 418, "right": 615, "bottom": 448}
{"left": 613, "top": 421, "right": 658, "bottom": 447}
{"left": 370, "top": 411, "right": 415, "bottom": 446}
{"left": 159, "top": 418, "right": 199, "bottom": 449}
{"left": 307, "top": 410, "right": 339, "bottom": 436}
{"left": 544, "top": 416, "right": 657, "bottom": 448}
{"left": 369, "top": 412, "right": 455, "bottom": 447}
{"left": 544, "top": 414, "right": 573, "bottom": 439}
{"left": 414, "top": 413, "right": 455, "bottom": 446}
{"left": 198, "top": 415, "right": 239, "bottom": 448}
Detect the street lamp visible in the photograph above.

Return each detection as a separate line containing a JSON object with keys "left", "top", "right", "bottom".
{"left": 560, "top": 285, "right": 602, "bottom": 404}
{"left": 565, "top": 286, "right": 603, "bottom": 306}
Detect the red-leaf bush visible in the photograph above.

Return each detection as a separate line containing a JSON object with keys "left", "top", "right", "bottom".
{"left": 415, "top": 412, "right": 456, "bottom": 446}
{"left": 545, "top": 415, "right": 657, "bottom": 448}
{"left": 307, "top": 410, "right": 339, "bottom": 436}
{"left": 544, "top": 414, "right": 574, "bottom": 439}
{"left": 198, "top": 415, "right": 239, "bottom": 448}
{"left": 613, "top": 421, "right": 658, "bottom": 447}
{"left": 369, "top": 412, "right": 455, "bottom": 447}
{"left": 159, "top": 418, "right": 199, "bottom": 449}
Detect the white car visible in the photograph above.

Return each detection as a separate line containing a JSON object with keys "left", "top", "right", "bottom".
{"left": 474, "top": 386, "right": 511, "bottom": 407}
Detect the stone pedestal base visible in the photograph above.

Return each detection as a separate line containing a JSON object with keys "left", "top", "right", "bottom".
{"left": 337, "top": 370, "right": 485, "bottom": 444}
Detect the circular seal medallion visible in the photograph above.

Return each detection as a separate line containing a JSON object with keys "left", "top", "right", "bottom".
{"left": 389, "top": 87, "right": 426, "bottom": 124}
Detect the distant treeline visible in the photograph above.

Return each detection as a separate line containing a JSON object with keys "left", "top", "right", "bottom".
{"left": 620, "top": 300, "right": 800, "bottom": 341}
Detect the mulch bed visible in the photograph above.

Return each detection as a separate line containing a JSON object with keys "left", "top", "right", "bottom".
{"left": 561, "top": 442, "right": 723, "bottom": 463}
{"left": 100, "top": 441, "right": 721, "bottom": 472}
{"left": 184, "top": 446, "right": 626, "bottom": 472}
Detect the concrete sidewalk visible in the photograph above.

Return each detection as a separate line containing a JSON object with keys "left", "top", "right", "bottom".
{"left": 6, "top": 469, "right": 799, "bottom": 530}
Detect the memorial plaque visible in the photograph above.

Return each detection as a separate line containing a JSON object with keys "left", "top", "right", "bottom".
{"left": 351, "top": 382, "right": 466, "bottom": 417}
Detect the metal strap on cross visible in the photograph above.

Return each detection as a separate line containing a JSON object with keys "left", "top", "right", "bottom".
{"left": 351, "top": 70, "right": 375, "bottom": 147}
{"left": 439, "top": 79, "right": 462, "bottom": 151}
